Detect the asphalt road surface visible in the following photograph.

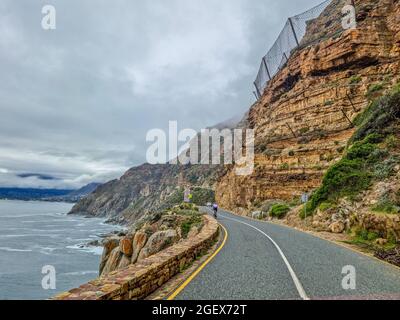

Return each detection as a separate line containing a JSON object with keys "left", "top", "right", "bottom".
{"left": 175, "top": 209, "right": 400, "bottom": 300}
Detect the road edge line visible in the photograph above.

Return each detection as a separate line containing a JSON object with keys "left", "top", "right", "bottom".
{"left": 222, "top": 214, "right": 310, "bottom": 301}
{"left": 167, "top": 223, "right": 228, "bottom": 300}
{"left": 225, "top": 209, "right": 400, "bottom": 273}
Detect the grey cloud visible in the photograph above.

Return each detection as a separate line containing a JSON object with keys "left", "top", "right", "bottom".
{"left": 0, "top": 0, "right": 324, "bottom": 189}
{"left": 17, "top": 173, "right": 59, "bottom": 180}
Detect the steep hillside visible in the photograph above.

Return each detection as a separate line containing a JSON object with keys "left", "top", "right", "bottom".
{"left": 69, "top": 114, "right": 248, "bottom": 222}
{"left": 69, "top": 163, "right": 224, "bottom": 223}
{"left": 217, "top": 0, "right": 400, "bottom": 212}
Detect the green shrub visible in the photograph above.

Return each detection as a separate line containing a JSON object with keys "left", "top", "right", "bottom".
{"left": 363, "top": 133, "right": 385, "bottom": 144}
{"left": 299, "top": 127, "right": 310, "bottom": 134}
{"left": 180, "top": 222, "right": 192, "bottom": 238}
{"left": 352, "top": 89, "right": 400, "bottom": 143}
{"left": 349, "top": 75, "right": 362, "bottom": 85}
{"left": 367, "top": 232, "right": 379, "bottom": 241}
{"left": 387, "top": 231, "right": 398, "bottom": 245}
{"left": 373, "top": 157, "right": 397, "bottom": 180}
{"left": 355, "top": 228, "right": 379, "bottom": 242}
{"left": 270, "top": 204, "right": 290, "bottom": 219}
{"left": 181, "top": 215, "right": 203, "bottom": 238}
{"left": 395, "top": 190, "right": 400, "bottom": 206}
{"left": 324, "top": 100, "right": 334, "bottom": 106}
{"left": 309, "top": 158, "right": 373, "bottom": 210}
{"left": 191, "top": 188, "right": 215, "bottom": 206}
{"left": 302, "top": 85, "right": 400, "bottom": 214}
{"left": 366, "top": 83, "right": 384, "bottom": 99}
{"left": 346, "top": 142, "right": 377, "bottom": 160}
{"left": 319, "top": 202, "right": 334, "bottom": 212}
{"left": 368, "top": 149, "right": 389, "bottom": 164}
{"left": 179, "top": 202, "right": 198, "bottom": 211}
{"left": 352, "top": 100, "right": 378, "bottom": 128}
{"left": 372, "top": 198, "right": 400, "bottom": 214}
{"left": 386, "top": 135, "right": 399, "bottom": 150}
{"left": 393, "top": 82, "right": 400, "bottom": 94}
{"left": 280, "top": 163, "right": 289, "bottom": 170}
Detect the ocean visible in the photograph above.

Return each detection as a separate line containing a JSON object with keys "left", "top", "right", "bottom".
{"left": 0, "top": 200, "right": 119, "bottom": 300}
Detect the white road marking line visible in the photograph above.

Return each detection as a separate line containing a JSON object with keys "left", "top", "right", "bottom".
{"left": 221, "top": 213, "right": 310, "bottom": 301}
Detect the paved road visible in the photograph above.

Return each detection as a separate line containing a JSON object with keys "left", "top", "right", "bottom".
{"left": 176, "top": 209, "right": 400, "bottom": 300}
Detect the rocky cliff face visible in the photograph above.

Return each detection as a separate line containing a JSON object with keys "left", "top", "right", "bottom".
{"left": 217, "top": 0, "right": 400, "bottom": 212}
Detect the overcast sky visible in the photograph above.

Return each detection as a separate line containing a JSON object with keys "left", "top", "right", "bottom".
{"left": 0, "top": 0, "right": 323, "bottom": 189}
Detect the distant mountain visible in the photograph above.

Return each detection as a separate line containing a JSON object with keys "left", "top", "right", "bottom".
{"left": 44, "top": 183, "right": 102, "bottom": 203}
{"left": 0, "top": 188, "right": 73, "bottom": 201}
{"left": 0, "top": 183, "right": 102, "bottom": 202}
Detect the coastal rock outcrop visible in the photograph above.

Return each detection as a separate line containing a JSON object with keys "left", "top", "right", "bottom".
{"left": 99, "top": 204, "right": 205, "bottom": 276}
{"left": 137, "top": 230, "right": 178, "bottom": 262}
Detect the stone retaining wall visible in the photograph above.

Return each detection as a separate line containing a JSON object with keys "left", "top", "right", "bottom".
{"left": 53, "top": 215, "right": 219, "bottom": 300}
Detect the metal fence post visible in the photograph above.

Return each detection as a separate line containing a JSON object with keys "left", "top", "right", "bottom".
{"left": 288, "top": 18, "right": 299, "bottom": 47}
{"left": 262, "top": 57, "right": 272, "bottom": 80}
{"left": 254, "top": 82, "right": 262, "bottom": 99}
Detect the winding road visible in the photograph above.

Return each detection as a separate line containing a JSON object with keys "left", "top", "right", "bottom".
{"left": 173, "top": 209, "right": 400, "bottom": 300}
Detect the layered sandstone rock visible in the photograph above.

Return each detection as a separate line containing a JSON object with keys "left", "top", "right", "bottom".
{"left": 217, "top": 0, "right": 400, "bottom": 212}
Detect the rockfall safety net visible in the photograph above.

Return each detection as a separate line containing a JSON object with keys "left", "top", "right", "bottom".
{"left": 254, "top": 0, "right": 349, "bottom": 99}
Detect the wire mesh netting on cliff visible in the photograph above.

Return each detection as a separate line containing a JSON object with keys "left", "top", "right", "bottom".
{"left": 254, "top": 0, "right": 349, "bottom": 99}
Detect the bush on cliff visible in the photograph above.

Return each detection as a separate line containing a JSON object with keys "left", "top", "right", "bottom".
{"left": 191, "top": 187, "right": 215, "bottom": 206}
{"left": 302, "top": 85, "right": 400, "bottom": 217}
{"left": 270, "top": 204, "right": 291, "bottom": 219}
{"left": 181, "top": 214, "right": 203, "bottom": 238}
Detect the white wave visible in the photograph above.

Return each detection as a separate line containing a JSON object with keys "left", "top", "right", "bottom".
{"left": 0, "top": 234, "right": 59, "bottom": 239}
{"left": 0, "top": 247, "right": 32, "bottom": 252}
{"left": 62, "top": 270, "right": 98, "bottom": 276}
{"left": 0, "top": 213, "right": 64, "bottom": 218}
{"left": 66, "top": 245, "right": 103, "bottom": 256}
{"left": 31, "top": 246, "right": 58, "bottom": 255}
